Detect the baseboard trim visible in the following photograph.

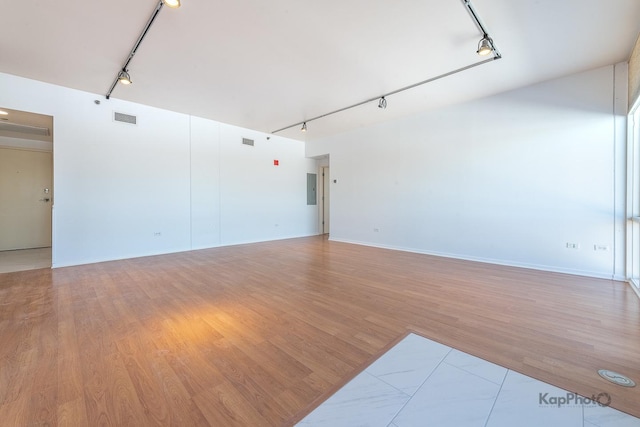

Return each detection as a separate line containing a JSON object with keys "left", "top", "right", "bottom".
{"left": 328, "top": 237, "right": 624, "bottom": 282}
{"left": 629, "top": 280, "right": 640, "bottom": 300}
{"left": 52, "top": 233, "right": 319, "bottom": 268}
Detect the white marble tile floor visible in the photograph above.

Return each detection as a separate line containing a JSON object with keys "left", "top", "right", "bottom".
{"left": 296, "top": 333, "right": 640, "bottom": 427}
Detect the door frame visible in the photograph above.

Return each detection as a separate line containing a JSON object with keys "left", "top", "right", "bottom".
{"left": 0, "top": 107, "right": 54, "bottom": 268}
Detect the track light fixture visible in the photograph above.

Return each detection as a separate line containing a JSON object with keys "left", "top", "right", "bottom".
{"left": 272, "top": 0, "right": 501, "bottom": 135}
{"left": 162, "top": 0, "right": 181, "bottom": 8}
{"left": 118, "top": 70, "right": 132, "bottom": 85}
{"left": 106, "top": 0, "right": 180, "bottom": 99}
{"left": 477, "top": 35, "right": 493, "bottom": 56}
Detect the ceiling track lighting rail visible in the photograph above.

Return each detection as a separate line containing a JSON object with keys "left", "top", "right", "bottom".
{"left": 463, "top": 0, "right": 501, "bottom": 59}
{"left": 272, "top": 58, "right": 496, "bottom": 134}
{"left": 272, "top": 0, "right": 501, "bottom": 134}
{"left": 106, "top": 0, "right": 178, "bottom": 99}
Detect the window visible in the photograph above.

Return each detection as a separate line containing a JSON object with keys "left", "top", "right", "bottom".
{"left": 628, "top": 106, "right": 640, "bottom": 288}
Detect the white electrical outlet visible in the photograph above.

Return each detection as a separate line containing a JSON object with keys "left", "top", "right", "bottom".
{"left": 566, "top": 243, "right": 579, "bottom": 249}
{"left": 154, "top": 232, "right": 162, "bottom": 237}
{"left": 594, "top": 245, "right": 609, "bottom": 251}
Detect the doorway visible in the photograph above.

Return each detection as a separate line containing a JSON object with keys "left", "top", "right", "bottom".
{"left": 0, "top": 107, "right": 53, "bottom": 272}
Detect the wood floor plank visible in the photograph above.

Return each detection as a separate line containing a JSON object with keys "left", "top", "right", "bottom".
{"left": 146, "top": 351, "right": 211, "bottom": 426}
{"left": 0, "top": 235, "right": 639, "bottom": 425}
{"left": 193, "top": 380, "right": 268, "bottom": 427}
{"left": 58, "top": 396, "right": 89, "bottom": 427}
{"left": 81, "top": 351, "right": 149, "bottom": 426}
{"left": 117, "top": 332, "right": 173, "bottom": 425}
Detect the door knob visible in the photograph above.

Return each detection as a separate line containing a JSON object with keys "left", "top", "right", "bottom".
{"left": 39, "top": 198, "right": 50, "bottom": 202}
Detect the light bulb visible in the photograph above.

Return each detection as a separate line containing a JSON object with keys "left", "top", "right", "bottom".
{"left": 162, "top": 0, "right": 181, "bottom": 8}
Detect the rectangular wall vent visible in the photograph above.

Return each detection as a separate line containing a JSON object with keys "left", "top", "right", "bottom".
{"left": 242, "top": 138, "right": 254, "bottom": 146}
{"left": 113, "top": 111, "right": 137, "bottom": 125}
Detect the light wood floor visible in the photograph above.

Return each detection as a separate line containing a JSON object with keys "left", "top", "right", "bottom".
{"left": 1, "top": 236, "right": 638, "bottom": 426}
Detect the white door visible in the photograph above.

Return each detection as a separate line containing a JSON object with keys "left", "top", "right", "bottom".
{"left": 322, "top": 166, "right": 330, "bottom": 234}
{"left": 0, "top": 148, "right": 53, "bottom": 250}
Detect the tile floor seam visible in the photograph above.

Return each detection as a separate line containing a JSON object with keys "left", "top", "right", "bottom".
{"left": 481, "top": 367, "right": 509, "bottom": 427}
{"left": 442, "top": 360, "right": 506, "bottom": 387}
{"left": 364, "top": 371, "right": 412, "bottom": 398}
{"left": 388, "top": 347, "right": 454, "bottom": 426}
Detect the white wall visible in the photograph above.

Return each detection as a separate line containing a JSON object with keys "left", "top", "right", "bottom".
{"left": 307, "top": 65, "right": 628, "bottom": 279}
{"left": 218, "top": 124, "right": 317, "bottom": 244}
{"left": 0, "top": 72, "right": 318, "bottom": 267}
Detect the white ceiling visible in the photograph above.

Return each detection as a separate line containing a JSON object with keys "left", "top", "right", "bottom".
{"left": 1, "top": 0, "right": 639, "bottom": 141}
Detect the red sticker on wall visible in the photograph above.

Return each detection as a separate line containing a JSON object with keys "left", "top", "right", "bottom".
{"left": 274, "top": 160, "right": 279, "bottom": 166}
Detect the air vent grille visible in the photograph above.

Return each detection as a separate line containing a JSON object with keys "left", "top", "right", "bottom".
{"left": 0, "top": 122, "right": 50, "bottom": 136}
{"left": 242, "top": 138, "right": 255, "bottom": 146}
{"left": 114, "top": 112, "right": 137, "bottom": 125}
